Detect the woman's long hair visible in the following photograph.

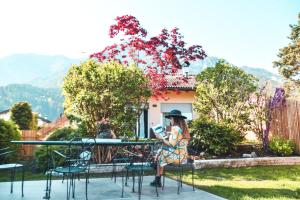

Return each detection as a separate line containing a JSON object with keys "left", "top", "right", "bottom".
{"left": 173, "top": 117, "right": 190, "bottom": 140}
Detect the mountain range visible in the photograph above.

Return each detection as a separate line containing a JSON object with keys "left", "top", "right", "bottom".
{"left": 0, "top": 54, "right": 81, "bottom": 88}
{"left": 0, "top": 54, "right": 282, "bottom": 120}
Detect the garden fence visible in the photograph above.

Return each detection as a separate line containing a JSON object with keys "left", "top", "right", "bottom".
{"left": 20, "top": 130, "right": 38, "bottom": 158}
{"left": 269, "top": 99, "right": 300, "bottom": 153}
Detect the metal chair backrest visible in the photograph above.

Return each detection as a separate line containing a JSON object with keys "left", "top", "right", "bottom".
{"left": 50, "top": 138, "right": 96, "bottom": 169}
{"left": 0, "top": 147, "right": 15, "bottom": 164}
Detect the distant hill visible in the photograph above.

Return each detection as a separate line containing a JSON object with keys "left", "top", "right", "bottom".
{"left": 0, "top": 54, "right": 80, "bottom": 87}
{"left": 240, "top": 66, "right": 282, "bottom": 90}
{"left": 188, "top": 56, "right": 220, "bottom": 74}
{"left": 188, "top": 57, "right": 282, "bottom": 90}
{"left": 0, "top": 84, "right": 64, "bottom": 121}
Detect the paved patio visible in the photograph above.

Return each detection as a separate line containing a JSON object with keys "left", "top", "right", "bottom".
{"left": 0, "top": 176, "right": 226, "bottom": 200}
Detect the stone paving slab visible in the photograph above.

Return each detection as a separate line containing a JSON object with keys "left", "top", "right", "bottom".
{"left": 0, "top": 176, "right": 226, "bottom": 200}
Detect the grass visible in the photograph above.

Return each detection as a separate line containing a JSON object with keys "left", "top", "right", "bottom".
{"left": 0, "top": 170, "right": 44, "bottom": 182}
{"left": 168, "top": 165, "right": 300, "bottom": 200}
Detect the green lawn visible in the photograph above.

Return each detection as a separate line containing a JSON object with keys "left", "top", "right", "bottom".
{"left": 173, "top": 165, "right": 300, "bottom": 200}
{"left": 0, "top": 171, "right": 44, "bottom": 182}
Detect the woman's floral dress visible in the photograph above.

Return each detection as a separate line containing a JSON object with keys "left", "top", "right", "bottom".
{"left": 157, "top": 126, "right": 188, "bottom": 167}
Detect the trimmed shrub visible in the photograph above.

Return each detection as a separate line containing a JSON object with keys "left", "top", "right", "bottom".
{"left": 190, "top": 119, "right": 243, "bottom": 156}
{"left": 269, "top": 136, "right": 294, "bottom": 156}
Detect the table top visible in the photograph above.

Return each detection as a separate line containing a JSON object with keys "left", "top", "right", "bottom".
{"left": 11, "top": 140, "right": 161, "bottom": 146}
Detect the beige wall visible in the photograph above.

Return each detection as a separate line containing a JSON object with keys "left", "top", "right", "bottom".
{"left": 148, "top": 90, "right": 196, "bottom": 129}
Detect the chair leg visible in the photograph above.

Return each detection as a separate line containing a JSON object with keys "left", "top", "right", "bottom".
{"left": 132, "top": 172, "right": 135, "bottom": 192}
{"left": 125, "top": 168, "right": 129, "bottom": 186}
{"left": 72, "top": 174, "right": 76, "bottom": 199}
{"left": 180, "top": 166, "right": 183, "bottom": 188}
{"left": 11, "top": 167, "right": 16, "bottom": 194}
{"left": 112, "top": 161, "right": 117, "bottom": 182}
{"left": 85, "top": 173, "right": 88, "bottom": 200}
{"left": 114, "top": 165, "right": 117, "bottom": 183}
{"left": 155, "top": 172, "right": 159, "bottom": 197}
{"left": 140, "top": 170, "right": 144, "bottom": 190}
{"left": 162, "top": 171, "right": 165, "bottom": 190}
{"left": 10, "top": 169, "right": 13, "bottom": 193}
{"left": 22, "top": 166, "right": 25, "bottom": 197}
{"left": 192, "top": 166, "right": 195, "bottom": 191}
{"left": 121, "top": 170, "right": 124, "bottom": 198}
{"left": 49, "top": 171, "right": 53, "bottom": 198}
{"left": 62, "top": 174, "right": 65, "bottom": 183}
{"left": 70, "top": 175, "right": 73, "bottom": 199}
{"left": 138, "top": 171, "right": 142, "bottom": 200}
{"left": 111, "top": 161, "right": 115, "bottom": 180}
{"left": 66, "top": 174, "right": 70, "bottom": 200}
{"left": 176, "top": 167, "right": 180, "bottom": 195}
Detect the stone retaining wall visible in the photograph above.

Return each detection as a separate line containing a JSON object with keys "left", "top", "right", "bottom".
{"left": 194, "top": 157, "right": 300, "bottom": 169}
{"left": 90, "top": 163, "right": 126, "bottom": 173}
{"left": 89, "top": 157, "right": 300, "bottom": 173}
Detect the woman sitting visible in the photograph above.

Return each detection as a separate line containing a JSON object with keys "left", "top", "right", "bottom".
{"left": 150, "top": 109, "right": 190, "bottom": 187}
{"left": 95, "top": 118, "right": 116, "bottom": 163}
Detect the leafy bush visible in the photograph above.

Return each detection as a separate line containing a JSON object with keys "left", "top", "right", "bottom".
{"left": 0, "top": 119, "right": 21, "bottom": 162}
{"left": 34, "top": 127, "right": 87, "bottom": 171}
{"left": 269, "top": 136, "right": 294, "bottom": 156}
{"left": 189, "top": 119, "right": 243, "bottom": 156}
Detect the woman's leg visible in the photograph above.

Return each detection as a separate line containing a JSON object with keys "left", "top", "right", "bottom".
{"left": 157, "top": 166, "right": 164, "bottom": 176}
{"left": 150, "top": 164, "right": 163, "bottom": 187}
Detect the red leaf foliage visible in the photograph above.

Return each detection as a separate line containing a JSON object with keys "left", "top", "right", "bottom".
{"left": 91, "top": 15, "right": 206, "bottom": 97}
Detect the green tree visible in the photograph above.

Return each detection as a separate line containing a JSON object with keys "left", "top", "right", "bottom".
{"left": 194, "top": 60, "right": 258, "bottom": 133}
{"left": 274, "top": 13, "right": 300, "bottom": 96}
{"left": 10, "top": 102, "right": 33, "bottom": 130}
{"left": 0, "top": 119, "right": 21, "bottom": 162}
{"left": 62, "top": 60, "right": 151, "bottom": 137}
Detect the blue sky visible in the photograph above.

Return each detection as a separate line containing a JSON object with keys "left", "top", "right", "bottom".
{"left": 0, "top": 0, "right": 299, "bottom": 73}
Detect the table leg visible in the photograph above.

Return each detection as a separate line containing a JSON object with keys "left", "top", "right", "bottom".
{"left": 43, "top": 145, "right": 51, "bottom": 199}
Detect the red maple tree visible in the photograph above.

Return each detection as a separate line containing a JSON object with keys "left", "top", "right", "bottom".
{"left": 90, "top": 15, "right": 206, "bottom": 97}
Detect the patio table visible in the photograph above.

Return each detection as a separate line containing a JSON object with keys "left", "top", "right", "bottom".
{"left": 11, "top": 139, "right": 161, "bottom": 200}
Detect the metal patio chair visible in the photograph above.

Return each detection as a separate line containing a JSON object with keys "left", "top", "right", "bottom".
{"left": 160, "top": 139, "right": 195, "bottom": 194}
{"left": 48, "top": 138, "right": 96, "bottom": 200}
{"left": 121, "top": 140, "right": 161, "bottom": 200}
{"left": 0, "top": 147, "right": 25, "bottom": 197}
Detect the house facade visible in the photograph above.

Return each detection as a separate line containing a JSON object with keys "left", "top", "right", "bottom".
{"left": 138, "top": 75, "right": 197, "bottom": 138}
